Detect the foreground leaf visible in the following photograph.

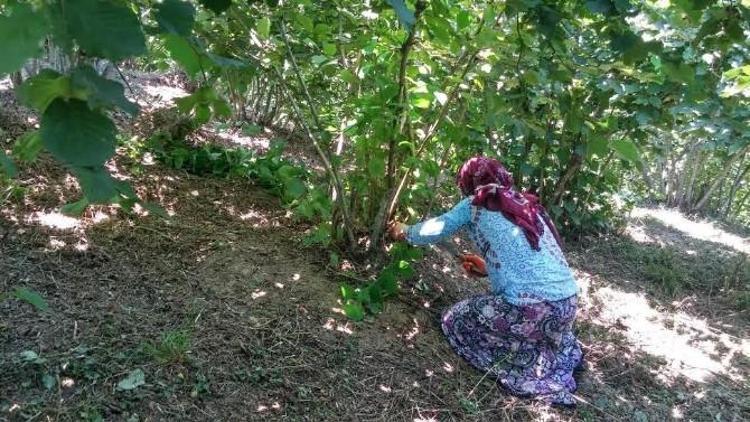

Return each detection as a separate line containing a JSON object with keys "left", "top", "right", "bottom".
{"left": 72, "top": 167, "right": 119, "bottom": 203}
{"left": 0, "top": 151, "right": 17, "bottom": 178}
{"left": 40, "top": 99, "right": 116, "bottom": 167}
{"left": 71, "top": 66, "right": 139, "bottom": 115}
{"left": 61, "top": 198, "right": 90, "bottom": 217}
{"left": 0, "top": 3, "right": 47, "bottom": 74}
{"left": 16, "top": 70, "right": 71, "bottom": 112}
{"left": 155, "top": 0, "right": 196, "bottom": 37}
{"left": 62, "top": 0, "right": 147, "bottom": 61}
{"left": 163, "top": 34, "right": 204, "bottom": 78}
{"left": 198, "top": 0, "right": 232, "bottom": 14}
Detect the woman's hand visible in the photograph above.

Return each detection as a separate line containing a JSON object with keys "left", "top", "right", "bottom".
{"left": 387, "top": 221, "right": 408, "bottom": 241}
{"left": 459, "top": 253, "right": 488, "bottom": 277}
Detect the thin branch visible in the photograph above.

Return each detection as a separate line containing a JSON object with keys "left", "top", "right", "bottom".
{"left": 384, "top": 50, "right": 480, "bottom": 222}
{"left": 279, "top": 18, "right": 323, "bottom": 133}
{"left": 271, "top": 66, "right": 357, "bottom": 249}
{"left": 112, "top": 62, "right": 135, "bottom": 96}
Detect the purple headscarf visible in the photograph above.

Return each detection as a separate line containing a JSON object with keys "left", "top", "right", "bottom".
{"left": 457, "top": 156, "right": 562, "bottom": 251}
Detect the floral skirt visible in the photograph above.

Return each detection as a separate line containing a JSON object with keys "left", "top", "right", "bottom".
{"left": 441, "top": 295, "right": 582, "bottom": 405}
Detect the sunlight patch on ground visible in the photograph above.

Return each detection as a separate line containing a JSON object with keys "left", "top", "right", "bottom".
{"left": 211, "top": 127, "right": 272, "bottom": 150}
{"left": 29, "top": 211, "right": 80, "bottom": 230}
{"left": 577, "top": 271, "right": 749, "bottom": 383}
{"left": 137, "top": 84, "right": 188, "bottom": 108}
{"left": 631, "top": 207, "right": 750, "bottom": 254}
{"left": 323, "top": 317, "right": 354, "bottom": 335}
{"left": 624, "top": 223, "right": 658, "bottom": 244}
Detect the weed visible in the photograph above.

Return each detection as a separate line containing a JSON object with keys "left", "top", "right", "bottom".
{"left": 736, "top": 291, "right": 750, "bottom": 310}
{"left": 190, "top": 373, "right": 210, "bottom": 398}
{"left": 643, "top": 261, "right": 682, "bottom": 296}
{"left": 458, "top": 395, "right": 480, "bottom": 415}
{"left": 78, "top": 405, "right": 105, "bottom": 422}
{"left": 340, "top": 243, "right": 423, "bottom": 320}
{"left": 144, "top": 330, "right": 191, "bottom": 364}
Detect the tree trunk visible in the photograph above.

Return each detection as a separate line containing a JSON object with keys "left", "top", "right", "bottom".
{"left": 684, "top": 150, "right": 703, "bottom": 210}
{"left": 721, "top": 160, "right": 750, "bottom": 219}
{"left": 551, "top": 150, "right": 583, "bottom": 206}
{"left": 694, "top": 146, "right": 750, "bottom": 212}
{"left": 673, "top": 145, "right": 696, "bottom": 207}
{"left": 732, "top": 188, "right": 750, "bottom": 218}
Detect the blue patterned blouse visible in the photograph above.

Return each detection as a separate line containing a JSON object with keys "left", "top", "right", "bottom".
{"left": 405, "top": 197, "right": 578, "bottom": 305}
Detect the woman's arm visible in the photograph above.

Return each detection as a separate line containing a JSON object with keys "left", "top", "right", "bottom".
{"left": 403, "top": 198, "right": 472, "bottom": 246}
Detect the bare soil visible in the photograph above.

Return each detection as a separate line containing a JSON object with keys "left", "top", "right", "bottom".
{"left": 1, "top": 78, "right": 748, "bottom": 422}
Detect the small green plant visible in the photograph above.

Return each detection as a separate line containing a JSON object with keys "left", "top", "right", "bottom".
{"left": 340, "top": 243, "right": 422, "bottom": 321}
{"left": 148, "top": 133, "right": 310, "bottom": 205}
{"left": 458, "top": 395, "right": 480, "bottom": 415}
{"left": 190, "top": 373, "right": 211, "bottom": 398}
{"left": 144, "top": 330, "right": 191, "bottom": 364}
{"left": 0, "top": 177, "right": 25, "bottom": 204}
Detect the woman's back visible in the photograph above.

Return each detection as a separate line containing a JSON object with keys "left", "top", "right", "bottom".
{"left": 468, "top": 203, "right": 578, "bottom": 305}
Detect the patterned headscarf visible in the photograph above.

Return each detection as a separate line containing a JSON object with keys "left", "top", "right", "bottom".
{"left": 457, "top": 156, "right": 562, "bottom": 251}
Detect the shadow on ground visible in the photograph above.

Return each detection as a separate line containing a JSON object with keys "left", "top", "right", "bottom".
{"left": 1, "top": 80, "right": 748, "bottom": 421}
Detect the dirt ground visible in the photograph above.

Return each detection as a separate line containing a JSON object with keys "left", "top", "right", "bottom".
{"left": 1, "top": 77, "right": 749, "bottom": 421}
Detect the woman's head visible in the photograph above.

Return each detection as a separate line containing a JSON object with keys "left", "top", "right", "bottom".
{"left": 454, "top": 156, "right": 563, "bottom": 250}
{"left": 456, "top": 156, "right": 514, "bottom": 197}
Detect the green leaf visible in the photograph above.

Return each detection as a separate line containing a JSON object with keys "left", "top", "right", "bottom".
{"left": 42, "top": 374, "right": 56, "bottom": 390}
{"left": 14, "top": 287, "right": 48, "bottom": 312}
{"left": 386, "top": 0, "right": 416, "bottom": 31}
{"left": 611, "top": 139, "right": 639, "bottom": 162}
{"left": 72, "top": 167, "right": 119, "bottom": 203}
{"left": 117, "top": 369, "right": 145, "bottom": 391}
{"left": 586, "top": 0, "right": 615, "bottom": 15}
{"left": 412, "top": 97, "right": 431, "bottom": 109}
{"left": 457, "top": 10, "right": 471, "bottom": 30}
{"left": 368, "top": 156, "right": 386, "bottom": 177}
{"left": 322, "top": 42, "right": 337, "bottom": 57}
{"left": 61, "top": 198, "right": 90, "bottom": 216}
{"left": 0, "top": 3, "right": 47, "bottom": 74}
{"left": 62, "top": 0, "right": 147, "bottom": 61}
{"left": 588, "top": 136, "right": 609, "bottom": 157}
{"left": 283, "top": 178, "right": 306, "bottom": 200}
{"left": 207, "top": 53, "right": 248, "bottom": 69}
{"left": 276, "top": 164, "right": 300, "bottom": 180}
{"left": 16, "top": 70, "right": 71, "bottom": 112}
{"left": 71, "top": 66, "right": 139, "bottom": 115}
{"left": 663, "top": 61, "right": 695, "bottom": 84}
{"left": 163, "top": 34, "right": 203, "bottom": 78}
{"left": 342, "top": 301, "right": 365, "bottom": 321}
{"left": 198, "top": 0, "right": 232, "bottom": 14}
{"left": 377, "top": 271, "right": 398, "bottom": 296}
{"left": 41, "top": 99, "right": 116, "bottom": 167}
{"left": 20, "top": 350, "right": 42, "bottom": 363}
{"left": 340, "top": 284, "right": 355, "bottom": 301}
{"left": 142, "top": 202, "right": 170, "bottom": 218}
{"left": 0, "top": 150, "right": 17, "bottom": 178}
{"left": 13, "top": 131, "right": 43, "bottom": 163}
{"left": 257, "top": 17, "right": 271, "bottom": 40}
{"left": 155, "top": 0, "right": 195, "bottom": 37}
